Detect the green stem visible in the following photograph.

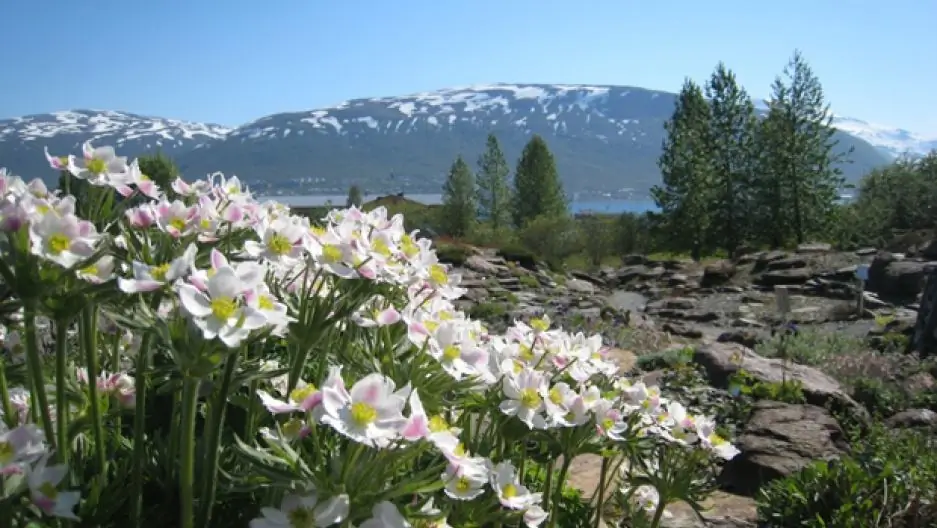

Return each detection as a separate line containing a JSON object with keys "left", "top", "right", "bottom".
{"left": 244, "top": 379, "right": 259, "bottom": 440}
{"left": 541, "top": 460, "right": 555, "bottom": 512}
{"left": 0, "top": 359, "right": 16, "bottom": 429}
{"left": 23, "top": 306, "right": 55, "bottom": 449}
{"left": 54, "top": 319, "right": 69, "bottom": 466}
{"left": 179, "top": 377, "right": 200, "bottom": 528}
{"left": 549, "top": 456, "right": 574, "bottom": 528}
{"left": 198, "top": 351, "right": 239, "bottom": 527}
{"left": 650, "top": 502, "right": 667, "bottom": 527}
{"left": 80, "top": 306, "right": 107, "bottom": 474}
{"left": 130, "top": 333, "right": 154, "bottom": 528}
{"left": 593, "top": 457, "right": 609, "bottom": 528}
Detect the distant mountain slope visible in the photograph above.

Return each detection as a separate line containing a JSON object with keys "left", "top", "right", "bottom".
{"left": 0, "top": 84, "right": 916, "bottom": 195}
{"left": 0, "top": 110, "right": 231, "bottom": 180}
{"left": 174, "top": 84, "right": 891, "bottom": 195}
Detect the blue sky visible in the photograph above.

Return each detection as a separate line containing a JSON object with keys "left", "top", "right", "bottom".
{"left": 2, "top": 0, "right": 935, "bottom": 134}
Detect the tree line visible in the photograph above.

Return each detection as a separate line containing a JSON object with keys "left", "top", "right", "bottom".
{"left": 653, "top": 50, "right": 848, "bottom": 259}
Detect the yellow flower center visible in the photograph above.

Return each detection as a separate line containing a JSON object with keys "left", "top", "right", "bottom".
{"left": 309, "top": 226, "right": 326, "bottom": 237}
{"left": 424, "top": 321, "right": 439, "bottom": 333}
{"left": 79, "top": 264, "right": 98, "bottom": 276}
{"left": 282, "top": 418, "right": 304, "bottom": 438}
{"left": 400, "top": 235, "right": 419, "bottom": 257}
{"left": 549, "top": 388, "right": 563, "bottom": 405}
{"left": 519, "top": 388, "right": 541, "bottom": 409}
{"left": 266, "top": 233, "right": 292, "bottom": 255}
{"left": 518, "top": 345, "right": 534, "bottom": 362}
{"left": 57, "top": 156, "right": 69, "bottom": 167}
{"left": 455, "top": 476, "right": 471, "bottom": 493}
{"left": 47, "top": 233, "right": 70, "bottom": 255}
{"left": 140, "top": 173, "right": 151, "bottom": 181}
{"left": 429, "top": 264, "right": 448, "bottom": 286}
{"left": 709, "top": 433, "right": 727, "bottom": 446}
{"left": 321, "top": 245, "right": 342, "bottom": 263}
{"left": 372, "top": 239, "right": 391, "bottom": 257}
{"left": 150, "top": 263, "right": 171, "bottom": 281}
{"left": 428, "top": 415, "right": 449, "bottom": 433}
{"left": 38, "top": 482, "right": 58, "bottom": 499}
{"left": 442, "top": 345, "right": 461, "bottom": 362}
{"left": 350, "top": 401, "right": 377, "bottom": 427}
{"left": 36, "top": 204, "right": 50, "bottom": 214}
{"left": 502, "top": 483, "right": 518, "bottom": 499}
{"left": 210, "top": 297, "right": 237, "bottom": 320}
{"left": 287, "top": 507, "right": 315, "bottom": 528}
{"left": 86, "top": 158, "right": 106, "bottom": 174}
{"left": 0, "top": 442, "right": 13, "bottom": 464}
{"left": 200, "top": 218, "right": 212, "bottom": 230}
{"left": 530, "top": 318, "right": 549, "bottom": 332}
{"left": 258, "top": 295, "right": 275, "bottom": 311}
{"left": 169, "top": 217, "right": 187, "bottom": 232}
{"left": 453, "top": 443, "right": 466, "bottom": 457}
{"left": 602, "top": 418, "right": 614, "bottom": 431}
{"left": 289, "top": 384, "right": 317, "bottom": 404}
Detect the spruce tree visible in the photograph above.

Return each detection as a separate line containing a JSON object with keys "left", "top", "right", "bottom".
{"left": 345, "top": 184, "right": 364, "bottom": 207}
{"left": 652, "top": 78, "right": 714, "bottom": 260}
{"left": 138, "top": 152, "right": 180, "bottom": 200}
{"left": 512, "top": 135, "right": 567, "bottom": 228}
{"left": 440, "top": 156, "right": 476, "bottom": 237}
{"left": 705, "top": 63, "right": 758, "bottom": 256}
{"left": 757, "top": 50, "right": 847, "bottom": 244}
{"left": 476, "top": 133, "right": 512, "bottom": 231}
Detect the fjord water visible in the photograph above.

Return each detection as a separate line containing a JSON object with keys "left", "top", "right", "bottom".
{"left": 265, "top": 194, "right": 658, "bottom": 215}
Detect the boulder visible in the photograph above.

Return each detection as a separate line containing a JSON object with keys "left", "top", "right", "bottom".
{"left": 719, "top": 401, "right": 849, "bottom": 496}
{"left": 757, "top": 267, "right": 814, "bottom": 286}
{"left": 692, "top": 342, "right": 868, "bottom": 420}
{"left": 701, "top": 260, "right": 737, "bottom": 288}
{"left": 885, "top": 408, "right": 937, "bottom": 430}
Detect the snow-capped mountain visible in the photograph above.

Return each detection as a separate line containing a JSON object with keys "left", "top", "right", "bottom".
{"left": 828, "top": 116, "right": 937, "bottom": 159}
{"left": 1, "top": 84, "right": 921, "bottom": 194}
{"left": 174, "top": 83, "right": 891, "bottom": 194}
{"left": 0, "top": 110, "right": 231, "bottom": 181}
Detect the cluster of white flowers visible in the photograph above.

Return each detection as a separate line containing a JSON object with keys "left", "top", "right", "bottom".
{"left": 0, "top": 142, "right": 739, "bottom": 526}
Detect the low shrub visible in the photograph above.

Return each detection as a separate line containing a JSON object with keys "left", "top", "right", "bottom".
{"left": 757, "top": 424, "right": 937, "bottom": 527}
{"left": 496, "top": 243, "right": 539, "bottom": 269}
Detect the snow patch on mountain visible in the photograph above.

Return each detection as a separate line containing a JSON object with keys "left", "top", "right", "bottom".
{"left": 829, "top": 116, "right": 937, "bottom": 158}
{"left": 0, "top": 110, "right": 232, "bottom": 150}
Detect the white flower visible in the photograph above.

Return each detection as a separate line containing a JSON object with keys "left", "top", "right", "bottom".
{"left": 0, "top": 424, "right": 46, "bottom": 475}
{"left": 29, "top": 212, "right": 98, "bottom": 269}
{"left": 359, "top": 501, "right": 411, "bottom": 528}
{"left": 442, "top": 461, "right": 488, "bottom": 501}
{"left": 499, "top": 369, "right": 548, "bottom": 429}
{"left": 28, "top": 453, "right": 81, "bottom": 520}
{"left": 490, "top": 461, "right": 540, "bottom": 510}
{"left": 319, "top": 373, "right": 407, "bottom": 447}
{"left": 118, "top": 243, "right": 196, "bottom": 293}
{"left": 249, "top": 490, "right": 349, "bottom": 528}
{"left": 177, "top": 265, "right": 267, "bottom": 348}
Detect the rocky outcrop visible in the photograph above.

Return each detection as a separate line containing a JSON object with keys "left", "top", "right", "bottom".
{"left": 719, "top": 401, "right": 849, "bottom": 496}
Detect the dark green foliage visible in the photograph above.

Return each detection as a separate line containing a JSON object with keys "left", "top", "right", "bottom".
{"left": 476, "top": 133, "right": 513, "bottom": 231}
{"left": 705, "top": 63, "right": 758, "bottom": 257}
{"left": 523, "top": 466, "right": 594, "bottom": 528}
{"left": 434, "top": 243, "right": 471, "bottom": 266}
{"left": 757, "top": 424, "right": 937, "bottom": 527}
{"left": 137, "top": 152, "right": 180, "bottom": 198}
{"left": 511, "top": 135, "right": 567, "bottom": 228}
{"left": 578, "top": 215, "right": 616, "bottom": 267}
{"left": 439, "top": 156, "right": 476, "bottom": 237}
{"left": 517, "top": 215, "right": 581, "bottom": 268}
{"left": 345, "top": 184, "right": 364, "bottom": 207}
{"left": 652, "top": 78, "right": 714, "bottom": 260}
{"left": 754, "top": 50, "right": 847, "bottom": 247}
{"left": 495, "top": 244, "right": 539, "bottom": 270}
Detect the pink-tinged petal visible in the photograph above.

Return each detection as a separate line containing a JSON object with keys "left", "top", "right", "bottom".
{"left": 210, "top": 248, "right": 227, "bottom": 269}
{"left": 401, "top": 415, "right": 429, "bottom": 441}
{"left": 256, "top": 390, "right": 300, "bottom": 414}
{"left": 117, "top": 278, "right": 163, "bottom": 294}
{"left": 223, "top": 205, "right": 244, "bottom": 223}
{"left": 116, "top": 185, "right": 134, "bottom": 197}
{"left": 300, "top": 392, "right": 323, "bottom": 412}
{"left": 321, "top": 386, "right": 349, "bottom": 417}
{"left": 350, "top": 373, "right": 389, "bottom": 405}
{"left": 376, "top": 307, "right": 400, "bottom": 326}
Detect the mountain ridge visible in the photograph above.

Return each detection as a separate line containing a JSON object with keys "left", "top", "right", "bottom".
{"left": 1, "top": 83, "right": 928, "bottom": 195}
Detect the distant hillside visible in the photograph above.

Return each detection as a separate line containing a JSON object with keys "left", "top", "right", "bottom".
{"left": 0, "top": 84, "right": 911, "bottom": 195}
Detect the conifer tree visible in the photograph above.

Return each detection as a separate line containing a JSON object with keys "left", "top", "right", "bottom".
{"left": 512, "top": 135, "right": 567, "bottom": 228}
{"left": 476, "top": 133, "right": 512, "bottom": 231}
{"left": 345, "top": 184, "right": 364, "bottom": 207}
{"left": 652, "top": 78, "right": 714, "bottom": 260}
{"left": 756, "top": 50, "right": 847, "bottom": 244}
{"left": 440, "top": 156, "right": 476, "bottom": 237}
{"left": 705, "top": 63, "right": 758, "bottom": 256}
{"left": 138, "top": 152, "right": 180, "bottom": 200}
